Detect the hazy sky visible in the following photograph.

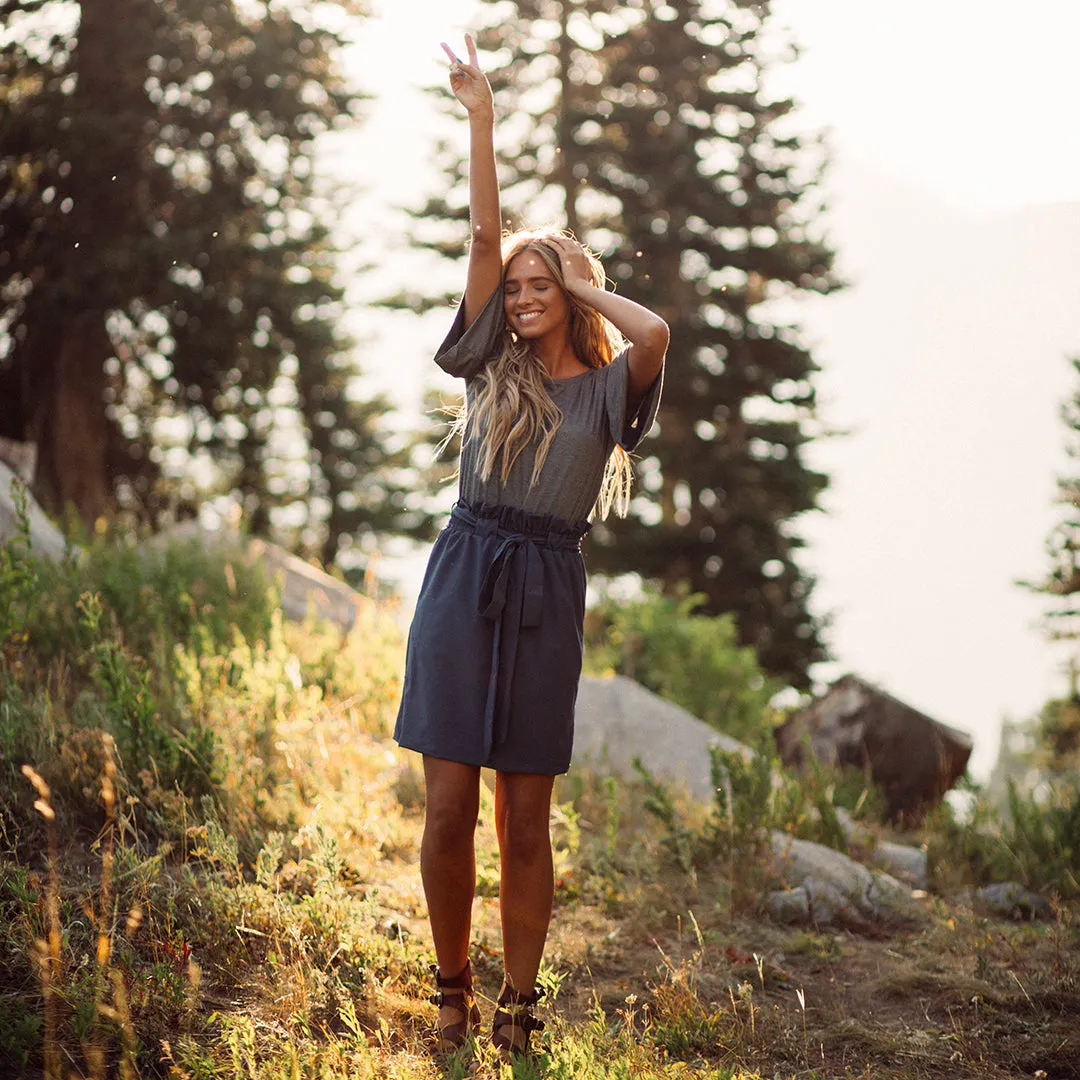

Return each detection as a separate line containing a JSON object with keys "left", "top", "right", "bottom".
{"left": 338, "top": 0, "right": 1080, "bottom": 777}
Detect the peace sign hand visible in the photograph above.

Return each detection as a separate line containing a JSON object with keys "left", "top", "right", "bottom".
{"left": 440, "top": 35, "right": 493, "bottom": 116}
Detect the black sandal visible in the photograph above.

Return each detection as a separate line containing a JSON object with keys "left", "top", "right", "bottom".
{"left": 429, "top": 959, "right": 481, "bottom": 1054}
{"left": 490, "top": 981, "right": 545, "bottom": 1060}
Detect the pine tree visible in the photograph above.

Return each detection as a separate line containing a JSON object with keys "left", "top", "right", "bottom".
{"left": 403, "top": 0, "right": 838, "bottom": 686}
{"left": 1018, "top": 354, "right": 1080, "bottom": 776}
{"left": 1025, "top": 357, "right": 1080, "bottom": 645}
{"left": 579, "top": 0, "right": 839, "bottom": 686}
{"left": 0, "top": 0, "right": 433, "bottom": 564}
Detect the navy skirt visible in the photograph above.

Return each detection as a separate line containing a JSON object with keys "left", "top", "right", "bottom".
{"left": 393, "top": 500, "right": 591, "bottom": 774}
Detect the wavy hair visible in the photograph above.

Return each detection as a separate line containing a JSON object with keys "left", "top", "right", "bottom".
{"left": 452, "top": 228, "right": 635, "bottom": 519}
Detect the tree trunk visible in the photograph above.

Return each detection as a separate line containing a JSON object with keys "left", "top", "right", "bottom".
{"left": 31, "top": 318, "right": 112, "bottom": 529}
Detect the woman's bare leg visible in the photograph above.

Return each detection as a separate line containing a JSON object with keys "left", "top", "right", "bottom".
{"left": 421, "top": 756, "right": 481, "bottom": 977}
{"left": 494, "top": 771, "right": 556, "bottom": 993}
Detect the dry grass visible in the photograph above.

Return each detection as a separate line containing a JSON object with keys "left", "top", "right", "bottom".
{"left": 4, "top": 703, "right": 1080, "bottom": 1079}
{"left": 2, "top": 530, "right": 1078, "bottom": 1078}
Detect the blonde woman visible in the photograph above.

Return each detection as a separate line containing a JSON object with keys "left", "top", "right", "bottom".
{"left": 393, "top": 35, "right": 668, "bottom": 1060}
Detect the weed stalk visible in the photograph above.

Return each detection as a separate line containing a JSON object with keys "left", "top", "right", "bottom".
{"left": 23, "top": 765, "right": 62, "bottom": 1080}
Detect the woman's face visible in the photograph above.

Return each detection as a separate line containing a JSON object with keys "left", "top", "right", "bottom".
{"left": 503, "top": 249, "right": 571, "bottom": 341}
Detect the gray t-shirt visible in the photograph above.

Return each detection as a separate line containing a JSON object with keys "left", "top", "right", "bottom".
{"left": 434, "top": 285, "right": 664, "bottom": 523}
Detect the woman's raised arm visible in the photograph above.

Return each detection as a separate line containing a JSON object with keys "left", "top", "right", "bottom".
{"left": 441, "top": 36, "right": 502, "bottom": 327}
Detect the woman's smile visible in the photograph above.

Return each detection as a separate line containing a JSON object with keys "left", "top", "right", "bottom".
{"left": 503, "top": 251, "right": 570, "bottom": 337}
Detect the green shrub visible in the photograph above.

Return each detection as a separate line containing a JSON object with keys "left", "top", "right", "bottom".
{"left": 633, "top": 738, "right": 888, "bottom": 908}
{"left": 584, "top": 584, "right": 778, "bottom": 743}
{"left": 26, "top": 530, "right": 277, "bottom": 667}
{"left": 925, "top": 776, "right": 1080, "bottom": 900}
{"left": 0, "top": 517, "right": 404, "bottom": 857}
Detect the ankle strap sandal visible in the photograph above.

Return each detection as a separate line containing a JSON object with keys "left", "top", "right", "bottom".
{"left": 429, "top": 959, "right": 481, "bottom": 1053}
{"left": 491, "top": 982, "right": 545, "bottom": 1060}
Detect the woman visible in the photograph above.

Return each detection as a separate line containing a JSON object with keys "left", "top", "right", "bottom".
{"left": 393, "top": 35, "right": 669, "bottom": 1059}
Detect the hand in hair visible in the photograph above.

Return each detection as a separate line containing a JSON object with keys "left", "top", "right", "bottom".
{"left": 440, "top": 35, "right": 492, "bottom": 116}
{"left": 545, "top": 236, "right": 596, "bottom": 298}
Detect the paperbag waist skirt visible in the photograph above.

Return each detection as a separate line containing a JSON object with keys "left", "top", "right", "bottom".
{"left": 393, "top": 499, "right": 591, "bottom": 774}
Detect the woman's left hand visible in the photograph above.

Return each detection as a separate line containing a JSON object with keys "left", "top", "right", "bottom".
{"left": 548, "top": 236, "right": 594, "bottom": 296}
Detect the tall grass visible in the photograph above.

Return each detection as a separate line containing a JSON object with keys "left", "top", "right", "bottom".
{"left": 0, "top": 499, "right": 410, "bottom": 1075}
{"left": 2, "top": 488, "right": 1078, "bottom": 1078}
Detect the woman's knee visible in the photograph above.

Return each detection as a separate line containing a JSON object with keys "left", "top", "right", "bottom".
{"left": 424, "top": 797, "right": 479, "bottom": 852}
{"left": 423, "top": 768, "right": 480, "bottom": 849}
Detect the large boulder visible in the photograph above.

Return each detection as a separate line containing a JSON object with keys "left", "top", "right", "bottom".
{"left": 775, "top": 674, "right": 973, "bottom": 822}
{"left": 0, "top": 460, "right": 69, "bottom": 562}
{"left": 572, "top": 674, "right": 752, "bottom": 800}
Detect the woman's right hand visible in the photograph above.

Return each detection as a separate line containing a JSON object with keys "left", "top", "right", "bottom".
{"left": 441, "top": 35, "right": 493, "bottom": 116}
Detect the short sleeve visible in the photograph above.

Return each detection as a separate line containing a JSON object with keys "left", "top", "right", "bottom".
{"left": 605, "top": 349, "right": 664, "bottom": 452}
{"left": 434, "top": 286, "right": 506, "bottom": 379}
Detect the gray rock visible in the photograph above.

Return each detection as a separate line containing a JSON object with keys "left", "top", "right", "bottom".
{"left": 974, "top": 882, "right": 1052, "bottom": 921}
{"left": 571, "top": 675, "right": 931, "bottom": 924}
{"left": 835, "top": 807, "right": 874, "bottom": 847}
{"left": 802, "top": 876, "right": 856, "bottom": 927}
{"left": 1, "top": 462, "right": 70, "bottom": 562}
{"left": 769, "top": 832, "right": 922, "bottom": 927}
{"left": 873, "top": 840, "right": 928, "bottom": 889}
{"left": 572, "top": 674, "right": 754, "bottom": 801}
{"left": 835, "top": 808, "right": 929, "bottom": 888}
{"left": 766, "top": 887, "right": 810, "bottom": 925}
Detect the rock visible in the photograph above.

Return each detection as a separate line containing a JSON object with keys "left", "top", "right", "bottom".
{"left": 974, "top": 883, "right": 1052, "bottom": 921}
{"left": 247, "top": 536, "right": 362, "bottom": 632}
{"left": 766, "top": 887, "right": 810, "bottom": 925}
{"left": 802, "top": 876, "right": 858, "bottom": 929}
{"left": 0, "top": 461, "right": 70, "bottom": 562}
{"left": 0, "top": 438, "right": 36, "bottom": 484}
{"left": 833, "top": 809, "right": 929, "bottom": 889}
{"left": 775, "top": 673, "right": 973, "bottom": 822}
{"left": 768, "top": 832, "right": 923, "bottom": 928}
{"left": 572, "top": 674, "right": 754, "bottom": 801}
{"left": 873, "top": 841, "right": 928, "bottom": 889}
{"left": 835, "top": 807, "right": 875, "bottom": 847}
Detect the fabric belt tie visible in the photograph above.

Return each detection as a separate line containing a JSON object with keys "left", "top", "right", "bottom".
{"left": 448, "top": 502, "right": 585, "bottom": 761}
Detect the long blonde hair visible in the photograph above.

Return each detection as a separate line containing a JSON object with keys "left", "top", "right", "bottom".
{"left": 453, "top": 228, "right": 635, "bottom": 520}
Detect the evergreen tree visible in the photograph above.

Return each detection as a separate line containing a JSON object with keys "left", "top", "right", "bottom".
{"left": 0, "top": 0, "right": 433, "bottom": 564}
{"left": 404, "top": 0, "right": 838, "bottom": 685}
{"left": 580, "top": 0, "right": 838, "bottom": 686}
{"left": 1018, "top": 354, "right": 1080, "bottom": 778}
{"left": 1025, "top": 356, "right": 1080, "bottom": 646}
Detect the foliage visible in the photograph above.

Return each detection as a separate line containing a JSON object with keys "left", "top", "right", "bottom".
{"left": 0, "top": 523, "right": 405, "bottom": 858}
{"left": 403, "top": 0, "right": 838, "bottom": 686}
{"left": 3, "top": 502, "right": 1080, "bottom": 1079}
{"left": 633, "top": 739, "right": 871, "bottom": 913}
{"left": 584, "top": 582, "right": 778, "bottom": 743}
{"left": 0, "top": 478, "right": 38, "bottom": 654}
{"left": 925, "top": 776, "right": 1080, "bottom": 901}
{"left": 578, "top": 0, "right": 838, "bottom": 688}
{"left": 0, "top": 0, "right": 434, "bottom": 565}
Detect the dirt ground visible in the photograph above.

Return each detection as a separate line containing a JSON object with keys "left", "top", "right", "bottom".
{"left": 370, "top": 845, "right": 1080, "bottom": 1080}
